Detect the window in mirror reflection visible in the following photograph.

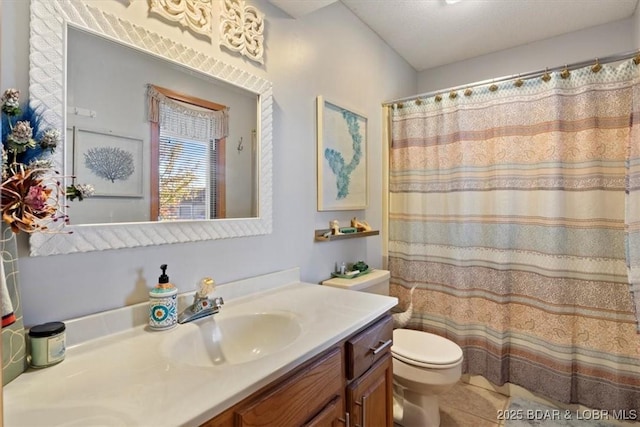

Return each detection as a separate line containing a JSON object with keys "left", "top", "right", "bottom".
{"left": 158, "top": 134, "right": 214, "bottom": 220}
{"left": 147, "top": 85, "right": 229, "bottom": 220}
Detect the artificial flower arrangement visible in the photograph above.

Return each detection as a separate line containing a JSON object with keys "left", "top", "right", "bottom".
{"left": 1, "top": 88, "right": 94, "bottom": 234}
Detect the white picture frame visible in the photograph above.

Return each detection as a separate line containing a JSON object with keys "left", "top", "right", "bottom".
{"left": 317, "top": 96, "right": 368, "bottom": 211}
{"left": 73, "top": 128, "right": 143, "bottom": 197}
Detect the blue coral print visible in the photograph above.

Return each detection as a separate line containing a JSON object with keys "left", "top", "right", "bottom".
{"left": 324, "top": 109, "right": 362, "bottom": 199}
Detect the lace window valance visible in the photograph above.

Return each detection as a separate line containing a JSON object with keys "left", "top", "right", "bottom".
{"left": 147, "top": 84, "right": 229, "bottom": 141}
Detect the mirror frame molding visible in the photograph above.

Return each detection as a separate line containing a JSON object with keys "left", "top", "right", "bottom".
{"left": 28, "top": 0, "right": 273, "bottom": 256}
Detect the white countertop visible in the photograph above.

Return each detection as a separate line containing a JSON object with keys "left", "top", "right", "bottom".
{"left": 3, "top": 268, "right": 397, "bottom": 426}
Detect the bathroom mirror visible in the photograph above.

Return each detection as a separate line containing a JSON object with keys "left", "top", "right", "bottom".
{"left": 28, "top": 0, "right": 273, "bottom": 256}
{"left": 66, "top": 26, "right": 259, "bottom": 224}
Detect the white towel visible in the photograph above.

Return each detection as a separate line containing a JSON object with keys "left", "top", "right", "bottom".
{"left": 1, "top": 259, "right": 16, "bottom": 328}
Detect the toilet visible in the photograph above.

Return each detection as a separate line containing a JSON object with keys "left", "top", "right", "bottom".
{"left": 322, "top": 269, "right": 463, "bottom": 427}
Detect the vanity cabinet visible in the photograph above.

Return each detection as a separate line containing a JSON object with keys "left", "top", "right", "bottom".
{"left": 203, "top": 314, "right": 393, "bottom": 427}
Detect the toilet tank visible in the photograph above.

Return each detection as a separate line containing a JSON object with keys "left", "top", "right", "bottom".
{"left": 321, "top": 269, "right": 390, "bottom": 296}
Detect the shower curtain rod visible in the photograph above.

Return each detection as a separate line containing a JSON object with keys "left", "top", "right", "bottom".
{"left": 382, "top": 49, "right": 640, "bottom": 106}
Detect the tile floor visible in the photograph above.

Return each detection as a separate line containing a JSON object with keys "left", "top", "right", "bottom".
{"left": 438, "top": 381, "right": 509, "bottom": 427}
{"left": 434, "top": 381, "right": 640, "bottom": 427}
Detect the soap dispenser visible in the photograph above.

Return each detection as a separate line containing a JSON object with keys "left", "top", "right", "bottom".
{"left": 149, "top": 264, "right": 178, "bottom": 330}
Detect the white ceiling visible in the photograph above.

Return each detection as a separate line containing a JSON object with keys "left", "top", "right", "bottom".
{"left": 269, "top": 0, "right": 639, "bottom": 71}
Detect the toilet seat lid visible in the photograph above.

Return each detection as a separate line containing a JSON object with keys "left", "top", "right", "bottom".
{"left": 392, "top": 329, "right": 463, "bottom": 367}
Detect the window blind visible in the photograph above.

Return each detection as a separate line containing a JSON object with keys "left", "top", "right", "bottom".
{"left": 158, "top": 101, "right": 217, "bottom": 221}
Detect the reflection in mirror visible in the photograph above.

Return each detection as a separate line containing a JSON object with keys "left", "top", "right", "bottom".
{"left": 28, "top": 0, "right": 272, "bottom": 256}
{"left": 66, "top": 27, "right": 258, "bottom": 225}
{"left": 148, "top": 84, "right": 229, "bottom": 221}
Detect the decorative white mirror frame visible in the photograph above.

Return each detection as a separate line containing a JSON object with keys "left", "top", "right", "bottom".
{"left": 148, "top": 0, "right": 213, "bottom": 40}
{"left": 28, "top": 0, "right": 273, "bottom": 256}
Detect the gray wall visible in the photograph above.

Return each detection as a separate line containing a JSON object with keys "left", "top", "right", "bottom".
{"left": 2, "top": 0, "right": 417, "bottom": 326}
{"left": 418, "top": 16, "right": 635, "bottom": 93}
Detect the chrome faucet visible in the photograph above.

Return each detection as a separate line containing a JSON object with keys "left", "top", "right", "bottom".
{"left": 178, "top": 277, "right": 223, "bottom": 324}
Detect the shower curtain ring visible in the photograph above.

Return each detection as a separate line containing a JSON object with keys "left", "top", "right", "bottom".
{"left": 592, "top": 58, "right": 602, "bottom": 73}
{"left": 542, "top": 68, "right": 552, "bottom": 82}
{"left": 514, "top": 75, "right": 524, "bottom": 87}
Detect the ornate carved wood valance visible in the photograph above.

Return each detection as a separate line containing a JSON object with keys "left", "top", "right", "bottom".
{"left": 148, "top": 0, "right": 213, "bottom": 40}
{"left": 219, "top": 0, "right": 264, "bottom": 64}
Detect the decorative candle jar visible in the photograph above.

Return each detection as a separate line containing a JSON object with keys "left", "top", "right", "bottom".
{"left": 28, "top": 321, "right": 66, "bottom": 368}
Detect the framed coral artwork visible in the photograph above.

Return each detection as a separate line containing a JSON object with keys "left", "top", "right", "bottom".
{"left": 72, "top": 127, "right": 143, "bottom": 197}
{"left": 316, "top": 96, "right": 368, "bottom": 211}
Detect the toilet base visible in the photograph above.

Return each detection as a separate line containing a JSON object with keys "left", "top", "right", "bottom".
{"left": 393, "top": 385, "right": 441, "bottom": 427}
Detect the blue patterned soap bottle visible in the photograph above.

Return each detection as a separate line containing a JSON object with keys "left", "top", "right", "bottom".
{"left": 149, "top": 264, "right": 178, "bottom": 330}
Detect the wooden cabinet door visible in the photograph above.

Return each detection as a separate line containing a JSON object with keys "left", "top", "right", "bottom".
{"left": 303, "top": 395, "right": 345, "bottom": 427}
{"left": 235, "top": 347, "right": 344, "bottom": 427}
{"left": 346, "top": 353, "right": 393, "bottom": 427}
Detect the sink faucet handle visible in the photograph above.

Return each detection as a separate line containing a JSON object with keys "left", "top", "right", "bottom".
{"left": 196, "top": 277, "right": 215, "bottom": 298}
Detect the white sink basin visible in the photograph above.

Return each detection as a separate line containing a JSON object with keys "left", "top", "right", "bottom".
{"left": 163, "top": 311, "right": 303, "bottom": 367}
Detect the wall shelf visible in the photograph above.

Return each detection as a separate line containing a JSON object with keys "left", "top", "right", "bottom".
{"left": 314, "top": 229, "right": 380, "bottom": 242}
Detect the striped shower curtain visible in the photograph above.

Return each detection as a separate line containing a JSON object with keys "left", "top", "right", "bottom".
{"left": 389, "top": 59, "right": 640, "bottom": 411}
